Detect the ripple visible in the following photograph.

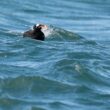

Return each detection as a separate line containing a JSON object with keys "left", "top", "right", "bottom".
{"left": 0, "top": 0, "right": 110, "bottom": 110}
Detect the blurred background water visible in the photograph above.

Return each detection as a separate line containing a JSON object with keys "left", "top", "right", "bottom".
{"left": 0, "top": 0, "right": 110, "bottom": 110}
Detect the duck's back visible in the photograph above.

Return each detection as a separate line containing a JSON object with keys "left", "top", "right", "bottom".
{"left": 23, "top": 29, "right": 45, "bottom": 41}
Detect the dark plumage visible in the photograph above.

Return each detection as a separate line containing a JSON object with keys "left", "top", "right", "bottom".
{"left": 23, "top": 24, "right": 47, "bottom": 41}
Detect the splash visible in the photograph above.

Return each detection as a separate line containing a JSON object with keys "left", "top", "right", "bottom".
{"left": 42, "top": 25, "right": 53, "bottom": 37}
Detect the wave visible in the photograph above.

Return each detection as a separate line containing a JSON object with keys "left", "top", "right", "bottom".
{"left": 44, "top": 25, "right": 83, "bottom": 41}
{"left": 1, "top": 25, "right": 83, "bottom": 42}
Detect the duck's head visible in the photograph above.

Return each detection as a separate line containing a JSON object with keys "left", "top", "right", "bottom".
{"left": 33, "top": 24, "right": 48, "bottom": 30}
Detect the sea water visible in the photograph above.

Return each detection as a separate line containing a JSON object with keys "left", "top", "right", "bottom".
{"left": 0, "top": 0, "right": 110, "bottom": 110}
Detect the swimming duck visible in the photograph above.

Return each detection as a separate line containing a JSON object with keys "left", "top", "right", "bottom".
{"left": 23, "top": 24, "right": 47, "bottom": 41}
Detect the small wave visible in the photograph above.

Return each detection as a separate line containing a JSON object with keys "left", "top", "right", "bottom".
{"left": 10, "top": 24, "right": 83, "bottom": 41}
{"left": 2, "top": 24, "right": 83, "bottom": 42}
{"left": 45, "top": 25, "right": 83, "bottom": 41}
{"left": 0, "top": 75, "right": 89, "bottom": 97}
{"left": 7, "top": 30, "right": 23, "bottom": 36}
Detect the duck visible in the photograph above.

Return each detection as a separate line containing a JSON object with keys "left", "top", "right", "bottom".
{"left": 23, "top": 24, "right": 47, "bottom": 41}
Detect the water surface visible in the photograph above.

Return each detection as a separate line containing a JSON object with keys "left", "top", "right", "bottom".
{"left": 0, "top": 0, "right": 110, "bottom": 110}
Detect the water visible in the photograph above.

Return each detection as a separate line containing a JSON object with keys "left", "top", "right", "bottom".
{"left": 0, "top": 0, "right": 110, "bottom": 110}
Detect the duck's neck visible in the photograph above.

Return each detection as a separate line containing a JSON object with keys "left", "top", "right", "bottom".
{"left": 33, "top": 28, "right": 41, "bottom": 33}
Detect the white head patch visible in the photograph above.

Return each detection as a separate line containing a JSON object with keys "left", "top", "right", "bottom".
{"left": 36, "top": 24, "right": 39, "bottom": 27}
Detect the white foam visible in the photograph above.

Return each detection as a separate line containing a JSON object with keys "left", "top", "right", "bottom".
{"left": 7, "top": 30, "right": 23, "bottom": 35}
{"left": 75, "top": 64, "right": 82, "bottom": 74}
{"left": 42, "top": 27, "right": 53, "bottom": 37}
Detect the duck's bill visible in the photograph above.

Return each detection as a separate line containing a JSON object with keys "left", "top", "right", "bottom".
{"left": 36, "top": 24, "right": 48, "bottom": 30}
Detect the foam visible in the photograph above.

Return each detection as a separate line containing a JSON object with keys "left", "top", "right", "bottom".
{"left": 42, "top": 26, "right": 53, "bottom": 37}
